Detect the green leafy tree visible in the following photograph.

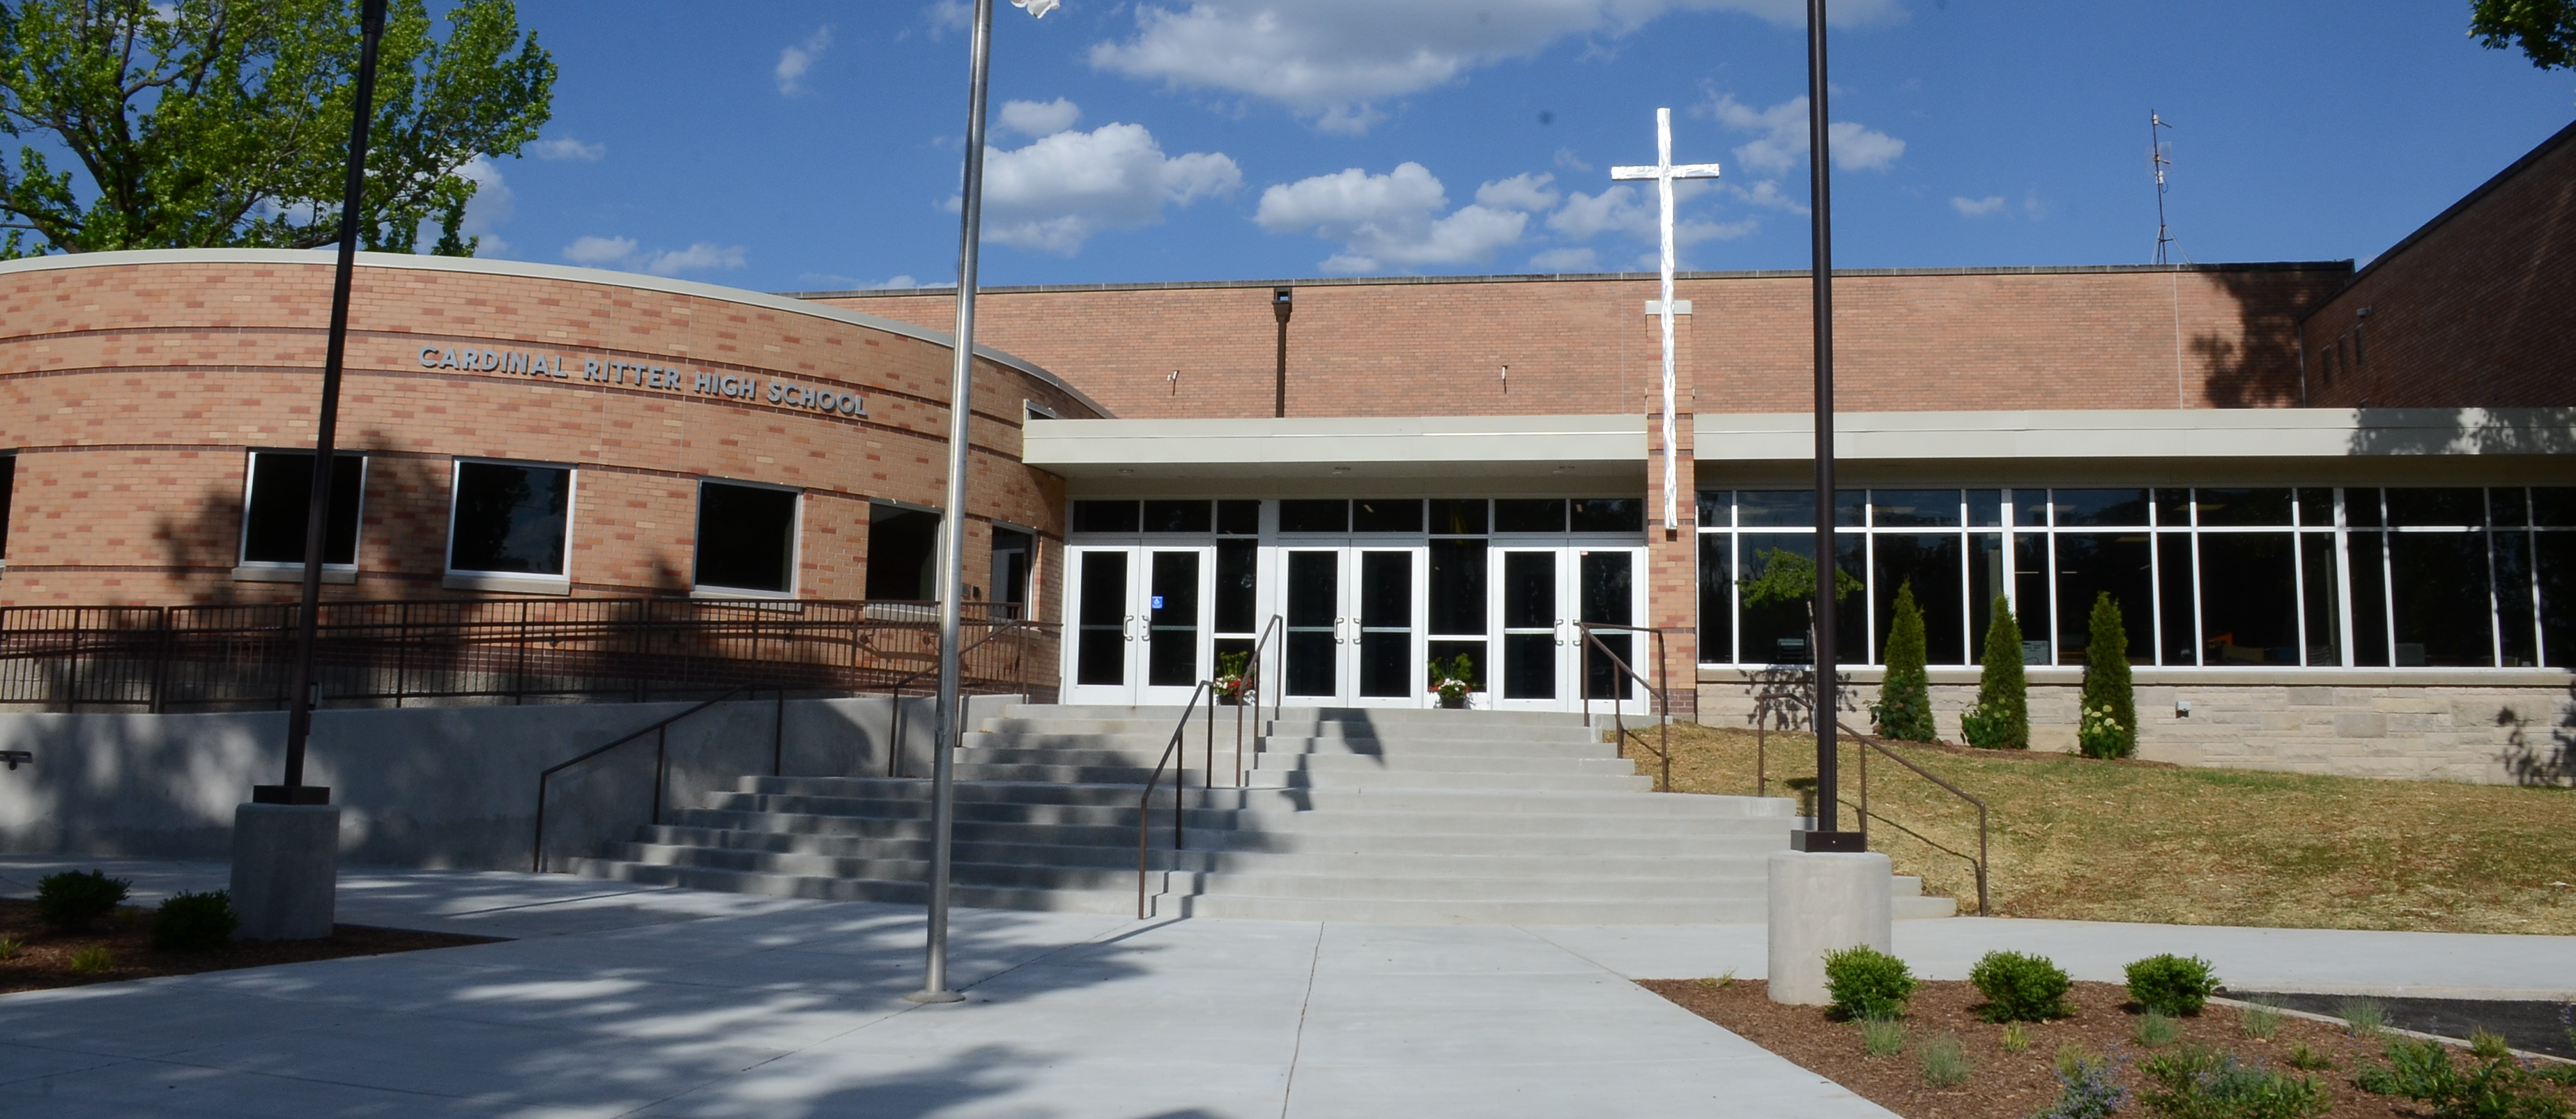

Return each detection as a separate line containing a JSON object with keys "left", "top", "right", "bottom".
{"left": 2078, "top": 592, "right": 2137, "bottom": 759}
{"left": 2473, "top": 0, "right": 2576, "bottom": 70}
{"left": 1962, "top": 595, "right": 2029, "bottom": 750}
{"left": 1737, "top": 546, "right": 1861, "bottom": 610}
{"left": 0, "top": 0, "right": 554, "bottom": 257}
{"left": 1872, "top": 580, "right": 1936, "bottom": 743}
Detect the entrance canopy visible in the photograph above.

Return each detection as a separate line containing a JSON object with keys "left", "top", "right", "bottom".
{"left": 1025, "top": 414, "right": 1646, "bottom": 485}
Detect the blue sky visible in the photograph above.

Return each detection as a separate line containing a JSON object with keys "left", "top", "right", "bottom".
{"left": 466, "top": 1, "right": 2575, "bottom": 292}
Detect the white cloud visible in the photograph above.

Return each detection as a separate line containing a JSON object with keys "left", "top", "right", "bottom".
{"left": 1529, "top": 247, "right": 1598, "bottom": 271}
{"left": 1702, "top": 93, "right": 1904, "bottom": 173}
{"left": 1475, "top": 172, "right": 1561, "bottom": 213}
{"left": 998, "top": 98, "right": 1082, "bottom": 138}
{"left": 776, "top": 26, "right": 832, "bottom": 95}
{"left": 1255, "top": 162, "right": 1529, "bottom": 272}
{"left": 563, "top": 235, "right": 636, "bottom": 266}
{"left": 454, "top": 155, "right": 512, "bottom": 256}
{"left": 1547, "top": 185, "right": 1650, "bottom": 241}
{"left": 968, "top": 122, "right": 1243, "bottom": 255}
{"left": 1951, "top": 194, "right": 2006, "bottom": 217}
{"left": 1090, "top": 0, "right": 1903, "bottom": 133}
{"left": 926, "top": 0, "right": 972, "bottom": 36}
{"left": 528, "top": 137, "right": 605, "bottom": 162}
{"left": 1553, "top": 147, "right": 1593, "bottom": 172}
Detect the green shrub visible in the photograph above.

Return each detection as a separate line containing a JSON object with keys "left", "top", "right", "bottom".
{"left": 1918, "top": 1030, "right": 1974, "bottom": 1087}
{"left": 1965, "top": 596, "right": 2029, "bottom": 749}
{"left": 2356, "top": 1036, "right": 2574, "bottom": 1119}
{"left": 2126, "top": 953, "right": 2221, "bottom": 1015}
{"left": 1872, "top": 580, "right": 1938, "bottom": 743}
{"left": 36, "top": 870, "right": 130, "bottom": 933}
{"left": 151, "top": 890, "right": 236, "bottom": 952}
{"left": 1823, "top": 944, "right": 1917, "bottom": 1021}
{"left": 2284, "top": 1042, "right": 2334, "bottom": 1072}
{"left": 2239, "top": 1000, "right": 2285, "bottom": 1040}
{"left": 2138, "top": 1045, "right": 2331, "bottom": 1119}
{"left": 2137, "top": 1012, "right": 2184, "bottom": 1048}
{"left": 1969, "top": 950, "right": 2073, "bottom": 1022}
{"left": 1861, "top": 1017, "right": 1907, "bottom": 1057}
{"left": 2034, "top": 1048, "right": 2129, "bottom": 1119}
{"left": 68, "top": 946, "right": 113, "bottom": 973}
{"left": 2078, "top": 592, "right": 2138, "bottom": 758}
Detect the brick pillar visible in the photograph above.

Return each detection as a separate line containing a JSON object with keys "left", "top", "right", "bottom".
{"left": 1644, "top": 300, "right": 1699, "bottom": 716}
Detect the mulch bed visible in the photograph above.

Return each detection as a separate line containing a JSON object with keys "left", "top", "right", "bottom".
{"left": 0, "top": 898, "right": 499, "bottom": 996}
{"left": 1640, "top": 978, "right": 2576, "bottom": 1119}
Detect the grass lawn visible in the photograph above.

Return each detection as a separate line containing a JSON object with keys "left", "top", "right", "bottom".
{"left": 1640, "top": 723, "right": 2576, "bottom": 935}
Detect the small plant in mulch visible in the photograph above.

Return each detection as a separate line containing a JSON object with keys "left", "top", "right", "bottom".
{"left": 1918, "top": 1031, "right": 1974, "bottom": 1087}
{"left": 2136, "top": 1012, "right": 2183, "bottom": 1048}
{"left": 67, "top": 946, "right": 113, "bottom": 973}
{"left": 1971, "top": 950, "right": 2073, "bottom": 1022}
{"left": 1862, "top": 1018, "right": 1908, "bottom": 1058}
{"left": 2239, "top": 1001, "right": 2285, "bottom": 1041}
{"left": 2283, "top": 1042, "right": 2335, "bottom": 1072}
{"left": 2034, "top": 1045, "right": 2129, "bottom": 1119}
{"left": 2002, "top": 1023, "right": 2032, "bottom": 1053}
{"left": 2137, "top": 1044, "right": 2331, "bottom": 1119}
{"left": 0, "top": 936, "right": 20, "bottom": 961}
{"left": 2126, "top": 954, "right": 2220, "bottom": 1016}
{"left": 36, "top": 870, "right": 131, "bottom": 933}
{"left": 150, "top": 890, "right": 237, "bottom": 952}
{"left": 2356, "top": 1035, "right": 2575, "bottom": 1119}
{"left": 2340, "top": 998, "right": 2389, "bottom": 1037}
{"left": 1694, "top": 971, "right": 1736, "bottom": 991}
{"left": 1824, "top": 945, "right": 1917, "bottom": 1021}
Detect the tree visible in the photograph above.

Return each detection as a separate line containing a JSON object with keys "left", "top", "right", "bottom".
{"left": 1872, "top": 580, "right": 1935, "bottom": 743}
{"left": 0, "top": 0, "right": 553, "bottom": 257}
{"left": 2078, "top": 592, "right": 2137, "bottom": 759}
{"left": 1963, "top": 595, "right": 2028, "bottom": 750}
{"left": 2472, "top": 0, "right": 2576, "bottom": 70}
{"left": 1737, "top": 546, "right": 1862, "bottom": 611}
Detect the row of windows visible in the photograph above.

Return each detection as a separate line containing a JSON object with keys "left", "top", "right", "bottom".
{"left": 1069, "top": 497, "right": 1648, "bottom": 537}
{"left": 1696, "top": 487, "right": 2576, "bottom": 670}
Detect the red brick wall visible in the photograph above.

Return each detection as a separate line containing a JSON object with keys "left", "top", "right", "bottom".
{"left": 823, "top": 264, "right": 2349, "bottom": 421}
{"left": 2303, "top": 123, "right": 2576, "bottom": 410}
{"left": 0, "top": 255, "right": 1091, "bottom": 608}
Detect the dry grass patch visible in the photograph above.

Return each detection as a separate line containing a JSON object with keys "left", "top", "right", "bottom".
{"left": 1641, "top": 723, "right": 2576, "bottom": 934}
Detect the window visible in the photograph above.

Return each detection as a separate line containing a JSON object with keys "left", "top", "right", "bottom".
{"left": 0, "top": 454, "right": 16, "bottom": 566}
{"left": 1142, "top": 500, "right": 1211, "bottom": 533}
{"left": 866, "top": 503, "right": 941, "bottom": 601}
{"left": 693, "top": 479, "right": 799, "bottom": 595}
{"left": 1071, "top": 500, "right": 1140, "bottom": 534}
{"left": 447, "top": 460, "right": 572, "bottom": 586}
{"left": 239, "top": 451, "right": 365, "bottom": 571}
{"left": 991, "top": 526, "right": 1035, "bottom": 619}
{"left": 1278, "top": 500, "right": 1349, "bottom": 534}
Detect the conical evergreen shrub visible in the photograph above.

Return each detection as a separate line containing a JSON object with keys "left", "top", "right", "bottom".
{"left": 2078, "top": 592, "right": 2137, "bottom": 759}
{"left": 1873, "top": 580, "right": 1936, "bottom": 742}
{"left": 1963, "top": 595, "right": 2029, "bottom": 750}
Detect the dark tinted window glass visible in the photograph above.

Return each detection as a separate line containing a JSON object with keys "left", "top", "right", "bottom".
{"left": 1736, "top": 491, "right": 1810, "bottom": 527}
{"left": 1142, "top": 500, "right": 1211, "bottom": 533}
{"left": 2538, "top": 534, "right": 2576, "bottom": 667}
{"left": 2053, "top": 533, "right": 2152, "bottom": 665}
{"left": 1874, "top": 534, "right": 1964, "bottom": 665}
{"left": 1871, "top": 490, "right": 1959, "bottom": 528}
{"left": 2298, "top": 488, "right": 2336, "bottom": 527}
{"left": 2532, "top": 488, "right": 2576, "bottom": 527}
{"left": 2009, "top": 490, "right": 2050, "bottom": 529}
{"left": 2195, "top": 488, "right": 2292, "bottom": 527}
{"left": 1698, "top": 491, "right": 1733, "bottom": 529}
{"left": 1968, "top": 534, "right": 2004, "bottom": 660}
{"left": 2053, "top": 488, "right": 2149, "bottom": 527}
{"left": 2385, "top": 488, "right": 2485, "bottom": 527}
{"left": 0, "top": 455, "right": 13, "bottom": 562}
{"left": 1571, "top": 497, "right": 1644, "bottom": 533}
{"left": 2301, "top": 534, "right": 2340, "bottom": 665}
{"left": 2497, "top": 530, "right": 2537, "bottom": 667}
{"left": 1353, "top": 499, "right": 1422, "bottom": 533}
{"left": 450, "top": 461, "right": 570, "bottom": 576}
{"left": 865, "top": 505, "right": 941, "bottom": 600}
{"left": 2345, "top": 488, "right": 2384, "bottom": 528}
{"left": 243, "top": 452, "right": 363, "bottom": 566}
{"left": 1966, "top": 490, "right": 2002, "bottom": 528}
{"left": 1427, "top": 498, "right": 1487, "bottom": 535}
{"left": 2490, "top": 488, "right": 2530, "bottom": 528}
{"left": 2154, "top": 488, "right": 2191, "bottom": 527}
{"left": 990, "top": 527, "right": 1034, "bottom": 616}
{"left": 1739, "top": 534, "right": 1865, "bottom": 664}
{"left": 2349, "top": 532, "right": 2389, "bottom": 666}
{"left": 2159, "top": 534, "right": 2196, "bottom": 665}
{"left": 1493, "top": 498, "right": 1565, "bottom": 532}
{"left": 2009, "top": 534, "right": 2051, "bottom": 664}
{"left": 1072, "top": 500, "right": 1140, "bottom": 534}
{"left": 1214, "top": 538, "right": 1257, "bottom": 633}
{"left": 2198, "top": 534, "right": 2298, "bottom": 664}
{"left": 1075, "top": 552, "right": 1127, "bottom": 686}
{"left": 1278, "top": 500, "right": 1348, "bottom": 533}
{"left": 1216, "top": 500, "right": 1260, "bottom": 535}
{"left": 1427, "top": 539, "right": 1487, "bottom": 635}
{"left": 1699, "top": 533, "right": 1733, "bottom": 663}
{"left": 2389, "top": 532, "right": 2492, "bottom": 665}
{"left": 694, "top": 481, "right": 798, "bottom": 593}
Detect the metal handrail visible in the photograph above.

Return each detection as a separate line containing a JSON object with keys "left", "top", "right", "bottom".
{"left": 1136, "top": 679, "right": 1213, "bottom": 919}
{"left": 530, "top": 682, "right": 776, "bottom": 873}
{"left": 1575, "top": 622, "right": 1675, "bottom": 792}
{"left": 881, "top": 615, "right": 1055, "bottom": 777}
{"left": 1836, "top": 720, "right": 1991, "bottom": 916}
{"left": 1222, "top": 615, "right": 1285, "bottom": 788}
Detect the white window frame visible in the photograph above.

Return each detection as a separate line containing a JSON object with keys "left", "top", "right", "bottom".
{"left": 233, "top": 449, "right": 367, "bottom": 585}
{"left": 442, "top": 457, "right": 577, "bottom": 595}
{"left": 690, "top": 476, "right": 804, "bottom": 600}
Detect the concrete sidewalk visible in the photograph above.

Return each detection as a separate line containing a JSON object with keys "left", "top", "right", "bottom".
{"left": 3, "top": 858, "right": 2571, "bottom": 1118}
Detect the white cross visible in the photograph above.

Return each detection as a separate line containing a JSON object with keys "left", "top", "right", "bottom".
{"left": 1612, "top": 107, "right": 1720, "bottom": 534}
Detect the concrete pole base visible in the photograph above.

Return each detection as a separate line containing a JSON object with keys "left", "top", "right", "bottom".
{"left": 1767, "top": 849, "right": 1894, "bottom": 1005}
{"left": 229, "top": 803, "right": 340, "bottom": 941}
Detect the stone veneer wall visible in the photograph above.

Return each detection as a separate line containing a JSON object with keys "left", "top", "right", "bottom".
{"left": 1696, "top": 670, "right": 2575, "bottom": 786}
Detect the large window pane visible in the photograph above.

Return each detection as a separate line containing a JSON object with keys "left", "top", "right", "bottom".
{"left": 2538, "top": 533, "right": 2576, "bottom": 667}
{"left": 2009, "top": 534, "right": 2050, "bottom": 663}
{"left": 1214, "top": 538, "right": 1256, "bottom": 633}
{"left": 1738, "top": 490, "right": 1864, "bottom": 527}
{"left": 1571, "top": 498, "right": 1645, "bottom": 533}
{"left": 2053, "top": 489, "right": 2149, "bottom": 527}
{"left": 1071, "top": 500, "right": 1140, "bottom": 534}
{"left": 2495, "top": 530, "right": 2538, "bottom": 667}
{"left": 2300, "top": 534, "right": 2341, "bottom": 666}
{"left": 0, "top": 455, "right": 13, "bottom": 563}
{"left": 992, "top": 527, "right": 1035, "bottom": 619}
{"left": 1354, "top": 499, "right": 1421, "bottom": 533}
{"left": 1870, "top": 491, "right": 1960, "bottom": 528}
{"left": 2386, "top": 488, "right": 2485, "bottom": 527}
{"left": 1739, "top": 534, "right": 1864, "bottom": 664}
{"left": 1428, "top": 498, "right": 1487, "bottom": 535}
{"left": 1279, "top": 500, "right": 1349, "bottom": 533}
{"left": 1142, "top": 500, "right": 1211, "bottom": 533}
{"left": 2195, "top": 488, "right": 2292, "bottom": 527}
{"left": 450, "top": 461, "right": 571, "bottom": 577}
{"left": 2158, "top": 534, "right": 2196, "bottom": 665}
{"left": 1427, "top": 539, "right": 1487, "bottom": 635}
{"left": 2388, "top": 532, "right": 2493, "bottom": 666}
{"left": 694, "top": 481, "right": 798, "bottom": 594}
{"left": 2198, "top": 534, "right": 2298, "bottom": 665}
{"left": 1873, "top": 534, "right": 1964, "bottom": 665}
{"left": 865, "top": 504, "right": 940, "bottom": 600}
{"left": 1494, "top": 499, "right": 1565, "bottom": 532}
{"left": 1968, "top": 534, "right": 2004, "bottom": 663}
{"left": 1216, "top": 500, "right": 1261, "bottom": 535}
{"left": 2349, "top": 532, "right": 2390, "bottom": 666}
{"left": 2054, "top": 533, "right": 2152, "bottom": 665}
{"left": 1699, "top": 533, "right": 1734, "bottom": 663}
{"left": 243, "top": 452, "right": 364, "bottom": 566}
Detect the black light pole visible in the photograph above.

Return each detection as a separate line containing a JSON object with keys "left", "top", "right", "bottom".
{"left": 1272, "top": 288, "right": 1292, "bottom": 417}
{"left": 260, "top": 0, "right": 388, "bottom": 807}
{"left": 1793, "top": 0, "right": 1862, "bottom": 853}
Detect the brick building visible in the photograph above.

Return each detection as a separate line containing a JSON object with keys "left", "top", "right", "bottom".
{"left": 1, "top": 121, "right": 2571, "bottom": 782}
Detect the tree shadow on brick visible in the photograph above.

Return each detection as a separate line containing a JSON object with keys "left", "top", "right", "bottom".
{"left": 2497, "top": 693, "right": 2576, "bottom": 788}
{"left": 2193, "top": 267, "right": 2346, "bottom": 408}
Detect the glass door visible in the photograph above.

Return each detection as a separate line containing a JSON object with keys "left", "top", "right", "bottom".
{"left": 1579, "top": 548, "right": 1639, "bottom": 706}
{"left": 1494, "top": 548, "right": 1564, "bottom": 710}
{"left": 1351, "top": 549, "right": 1421, "bottom": 707}
{"left": 1282, "top": 549, "right": 1342, "bottom": 703}
{"left": 1065, "top": 547, "right": 1137, "bottom": 706}
{"left": 1140, "top": 548, "right": 1210, "bottom": 705}
{"left": 1062, "top": 546, "right": 1211, "bottom": 706}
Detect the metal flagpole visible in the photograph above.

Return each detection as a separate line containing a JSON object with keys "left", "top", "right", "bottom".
{"left": 1793, "top": 0, "right": 1861, "bottom": 853}
{"left": 261, "top": 0, "right": 389, "bottom": 808}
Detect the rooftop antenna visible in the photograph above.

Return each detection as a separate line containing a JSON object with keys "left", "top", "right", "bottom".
{"left": 2151, "top": 111, "right": 2175, "bottom": 265}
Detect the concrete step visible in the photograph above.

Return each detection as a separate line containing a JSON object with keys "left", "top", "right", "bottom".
{"left": 1243, "top": 752, "right": 1639, "bottom": 775}
{"left": 1245, "top": 769, "right": 1652, "bottom": 792}
{"left": 1153, "top": 893, "right": 1772, "bottom": 925}
{"left": 573, "top": 859, "right": 1145, "bottom": 916}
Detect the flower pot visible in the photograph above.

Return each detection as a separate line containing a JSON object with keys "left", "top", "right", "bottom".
{"left": 1218, "top": 693, "right": 1243, "bottom": 706}
{"left": 1439, "top": 693, "right": 1469, "bottom": 709}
